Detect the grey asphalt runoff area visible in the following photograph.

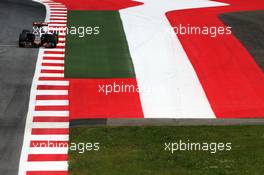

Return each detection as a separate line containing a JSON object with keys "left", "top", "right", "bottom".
{"left": 0, "top": 0, "right": 45, "bottom": 174}
{"left": 220, "top": 10, "right": 264, "bottom": 71}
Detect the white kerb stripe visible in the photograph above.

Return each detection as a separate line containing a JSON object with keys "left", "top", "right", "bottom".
{"left": 40, "top": 66, "right": 64, "bottom": 70}
{"left": 50, "top": 16, "right": 67, "bottom": 19}
{"left": 36, "top": 90, "right": 68, "bottom": 95}
{"left": 49, "top": 20, "right": 67, "bottom": 23}
{"left": 32, "top": 122, "right": 69, "bottom": 129}
{"left": 43, "top": 54, "right": 64, "bottom": 57}
{"left": 59, "top": 33, "right": 66, "bottom": 36}
{"left": 25, "top": 161, "right": 68, "bottom": 171}
{"left": 49, "top": 4, "right": 66, "bottom": 6}
{"left": 37, "top": 81, "right": 68, "bottom": 86}
{"left": 49, "top": 13, "right": 67, "bottom": 16}
{"left": 29, "top": 147, "right": 68, "bottom": 154}
{"left": 44, "top": 48, "right": 65, "bottom": 52}
{"left": 57, "top": 43, "right": 66, "bottom": 46}
{"left": 45, "top": 2, "right": 64, "bottom": 4}
{"left": 49, "top": 5, "right": 66, "bottom": 7}
{"left": 36, "top": 100, "right": 69, "bottom": 106}
{"left": 40, "top": 73, "right": 64, "bottom": 77}
{"left": 30, "top": 135, "right": 69, "bottom": 141}
{"left": 50, "top": 10, "right": 67, "bottom": 12}
{"left": 42, "top": 60, "right": 64, "bottom": 64}
{"left": 50, "top": 8, "right": 67, "bottom": 10}
{"left": 33, "top": 111, "right": 69, "bottom": 117}
{"left": 49, "top": 24, "right": 67, "bottom": 27}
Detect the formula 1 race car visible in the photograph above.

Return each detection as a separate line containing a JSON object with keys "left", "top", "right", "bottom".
{"left": 19, "top": 22, "right": 58, "bottom": 48}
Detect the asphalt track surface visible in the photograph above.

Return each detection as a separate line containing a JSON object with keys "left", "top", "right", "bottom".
{"left": 220, "top": 10, "right": 264, "bottom": 71}
{"left": 0, "top": 0, "right": 45, "bottom": 174}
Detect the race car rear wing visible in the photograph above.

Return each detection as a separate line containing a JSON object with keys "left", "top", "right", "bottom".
{"left": 33, "top": 22, "right": 49, "bottom": 27}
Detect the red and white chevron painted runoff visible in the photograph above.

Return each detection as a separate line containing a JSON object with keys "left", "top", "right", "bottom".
{"left": 18, "top": 1, "right": 69, "bottom": 175}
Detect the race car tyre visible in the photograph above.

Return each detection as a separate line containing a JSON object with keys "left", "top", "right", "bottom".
{"left": 19, "top": 33, "right": 26, "bottom": 47}
{"left": 19, "top": 30, "right": 30, "bottom": 47}
{"left": 54, "top": 33, "right": 59, "bottom": 43}
{"left": 47, "top": 34, "right": 57, "bottom": 48}
{"left": 22, "top": 30, "right": 30, "bottom": 35}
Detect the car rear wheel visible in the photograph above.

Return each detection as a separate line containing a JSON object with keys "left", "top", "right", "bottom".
{"left": 19, "top": 30, "right": 31, "bottom": 47}
{"left": 22, "top": 30, "right": 30, "bottom": 35}
{"left": 19, "top": 33, "right": 26, "bottom": 47}
{"left": 47, "top": 34, "right": 57, "bottom": 48}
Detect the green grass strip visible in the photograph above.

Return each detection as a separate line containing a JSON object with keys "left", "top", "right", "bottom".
{"left": 69, "top": 126, "right": 264, "bottom": 175}
{"left": 65, "top": 11, "right": 135, "bottom": 78}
